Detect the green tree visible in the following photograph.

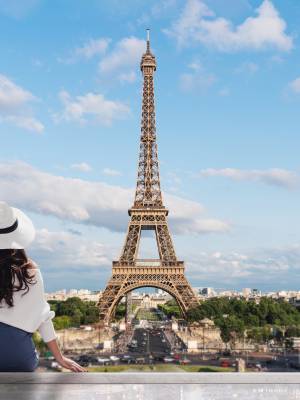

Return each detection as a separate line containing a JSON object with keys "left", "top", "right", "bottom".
{"left": 285, "top": 326, "right": 300, "bottom": 338}
{"left": 71, "top": 309, "right": 83, "bottom": 327}
{"left": 32, "top": 332, "right": 48, "bottom": 355}
{"left": 114, "top": 303, "right": 126, "bottom": 320}
{"left": 53, "top": 315, "right": 72, "bottom": 330}
{"left": 158, "top": 301, "right": 182, "bottom": 319}
{"left": 50, "top": 298, "right": 100, "bottom": 328}
{"left": 184, "top": 296, "right": 300, "bottom": 345}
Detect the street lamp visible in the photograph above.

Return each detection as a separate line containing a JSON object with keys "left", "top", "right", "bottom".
{"left": 202, "top": 325, "right": 205, "bottom": 360}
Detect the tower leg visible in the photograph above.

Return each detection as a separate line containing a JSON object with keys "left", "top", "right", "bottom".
{"left": 98, "top": 268, "right": 199, "bottom": 325}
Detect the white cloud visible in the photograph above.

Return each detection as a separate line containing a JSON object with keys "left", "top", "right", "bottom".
{"left": 102, "top": 168, "right": 122, "bottom": 177}
{"left": 55, "top": 90, "right": 130, "bottom": 126}
{"left": 71, "top": 162, "right": 92, "bottom": 172}
{"left": 31, "top": 228, "right": 112, "bottom": 269}
{"left": 118, "top": 71, "right": 137, "bottom": 84}
{"left": 186, "top": 244, "right": 300, "bottom": 290}
{"left": 165, "top": 171, "right": 182, "bottom": 193}
{"left": 59, "top": 38, "right": 111, "bottom": 64}
{"left": 0, "top": 74, "right": 34, "bottom": 108}
{"left": 99, "top": 37, "right": 145, "bottom": 73}
{"left": 180, "top": 62, "right": 215, "bottom": 92}
{"left": 0, "top": 74, "right": 44, "bottom": 133}
{"left": 99, "top": 37, "right": 146, "bottom": 83}
{"left": 165, "top": 0, "right": 293, "bottom": 52}
{"left": 0, "top": 161, "right": 229, "bottom": 235}
{"left": 200, "top": 168, "right": 299, "bottom": 189}
{"left": 30, "top": 229, "right": 300, "bottom": 291}
{"left": 289, "top": 77, "right": 300, "bottom": 94}
{"left": 60, "top": 36, "right": 145, "bottom": 84}
{"left": 2, "top": 115, "right": 44, "bottom": 133}
{"left": 74, "top": 38, "right": 110, "bottom": 60}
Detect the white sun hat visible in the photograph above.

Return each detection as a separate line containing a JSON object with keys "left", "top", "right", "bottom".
{"left": 0, "top": 202, "right": 36, "bottom": 250}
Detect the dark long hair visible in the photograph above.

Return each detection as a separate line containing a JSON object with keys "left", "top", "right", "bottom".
{"left": 0, "top": 249, "right": 37, "bottom": 307}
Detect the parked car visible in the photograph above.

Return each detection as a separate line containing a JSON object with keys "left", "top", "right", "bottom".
{"left": 222, "top": 350, "right": 231, "bottom": 357}
{"left": 88, "top": 356, "right": 99, "bottom": 364}
{"left": 121, "top": 355, "right": 135, "bottom": 364}
{"left": 255, "top": 362, "right": 262, "bottom": 371}
{"left": 163, "top": 357, "right": 174, "bottom": 363}
{"left": 220, "top": 360, "right": 230, "bottom": 368}
{"left": 97, "top": 357, "right": 111, "bottom": 365}
{"left": 110, "top": 356, "right": 120, "bottom": 363}
{"left": 75, "top": 355, "right": 95, "bottom": 367}
{"left": 154, "top": 354, "right": 165, "bottom": 362}
{"left": 178, "top": 358, "right": 191, "bottom": 365}
{"left": 135, "top": 357, "right": 145, "bottom": 364}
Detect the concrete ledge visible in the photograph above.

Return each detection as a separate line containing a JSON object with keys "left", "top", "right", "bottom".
{"left": 1, "top": 373, "right": 300, "bottom": 400}
{"left": 0, "top": 372, "right": 300, "bottom": 384}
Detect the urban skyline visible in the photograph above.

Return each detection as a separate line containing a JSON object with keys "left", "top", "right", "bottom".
{"left": 0, "top": 0, "right": 299, "bottom": 292}
{"left": 46, "top": 286, "right": 300, "bottom": 298}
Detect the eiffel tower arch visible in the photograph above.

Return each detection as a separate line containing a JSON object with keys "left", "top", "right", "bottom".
{"left": 98, "top": 30, "right": 199, "bottom": 325}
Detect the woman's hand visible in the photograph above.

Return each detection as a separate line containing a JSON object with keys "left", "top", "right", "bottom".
{"left": 45, "top": 338, "right": 87, "bottom": 372}
{"left": 58, "top": 356, "right": 87, "bottom": 372}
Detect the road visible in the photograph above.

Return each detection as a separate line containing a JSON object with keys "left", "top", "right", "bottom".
{"left": 40, "top": 336, "right": 300, "bottom": 371}
{"left": 128, "top": 328, "right": 171, "bottom": 356}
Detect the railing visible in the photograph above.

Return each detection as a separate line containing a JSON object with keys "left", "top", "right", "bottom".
{"left": 113, "top": 260, "right": 185, "bottom": 268}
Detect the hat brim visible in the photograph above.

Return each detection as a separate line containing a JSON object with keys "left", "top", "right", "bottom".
{"left": 0, "top": 208, "right": 36, "bottom": 250}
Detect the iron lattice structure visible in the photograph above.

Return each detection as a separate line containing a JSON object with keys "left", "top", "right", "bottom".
{"left": 98, "top": 32, "right": 198, "bottom": 324}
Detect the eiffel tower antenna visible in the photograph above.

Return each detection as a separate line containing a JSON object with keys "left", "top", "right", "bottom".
{"left": 98, "top": 31, "right": 198, "bottom": 325}
{"left": 146, "top": 28, "right": 150, "bottom": 52}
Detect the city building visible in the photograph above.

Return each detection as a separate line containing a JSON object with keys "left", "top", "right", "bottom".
{"left": 199, "top": 287, "right": 217, "bottom": 297}
{"left": 46, "top": 289, "right": 102, "bottom": 302}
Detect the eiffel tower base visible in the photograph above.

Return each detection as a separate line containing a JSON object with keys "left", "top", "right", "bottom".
{"left": 98, "top": 262, "right": 199, "bottom": 325}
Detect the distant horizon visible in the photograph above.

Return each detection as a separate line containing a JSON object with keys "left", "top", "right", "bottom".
{"left": 45, "top": 285, "right": 300, "bottom": 294}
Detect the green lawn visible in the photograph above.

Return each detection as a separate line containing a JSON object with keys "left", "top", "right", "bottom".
{"left": 135, "top": 309, "right": 161, "bottom": 321}
{"left": 88, "top": 364, "right": 234, "bottom": 373}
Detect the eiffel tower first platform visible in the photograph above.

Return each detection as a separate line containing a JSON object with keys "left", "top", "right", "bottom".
{"left": 98, "top": 30, "right": 199, "bottom": 325}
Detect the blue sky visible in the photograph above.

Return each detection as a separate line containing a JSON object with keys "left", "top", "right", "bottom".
{"left": 0, "top": 0, "right": 300, "bottom": 292}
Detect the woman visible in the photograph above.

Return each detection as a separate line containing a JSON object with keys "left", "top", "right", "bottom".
{"left": 0, "top": 201, "right": 85, "bottom": 372}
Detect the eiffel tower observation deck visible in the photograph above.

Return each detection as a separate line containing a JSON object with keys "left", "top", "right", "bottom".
{"left": 98, "top": 30, "right": 198, "bottom": 324}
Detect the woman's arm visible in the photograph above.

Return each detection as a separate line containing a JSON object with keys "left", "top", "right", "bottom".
{"left": 46, "top": 339, "right": 86, "bottom": 372}
{"left": 27, "top": 264, "right": 86, "bottom": 372}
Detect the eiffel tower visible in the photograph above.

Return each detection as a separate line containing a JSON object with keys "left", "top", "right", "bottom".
{"left": 98, "top": 30, "right": 198, "bottom": 324}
